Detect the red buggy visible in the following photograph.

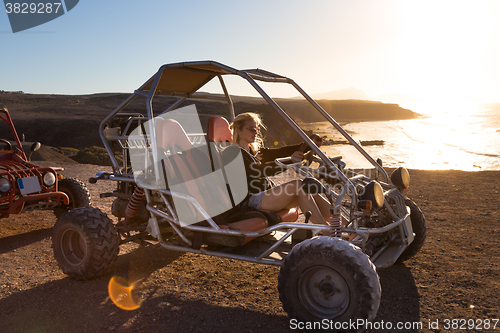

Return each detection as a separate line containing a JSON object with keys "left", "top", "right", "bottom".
{"left": 0, "top": 104, "right": 91, "bottom": 219}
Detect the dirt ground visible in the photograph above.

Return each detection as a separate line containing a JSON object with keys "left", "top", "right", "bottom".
{"left": 0, "top": 162, "right": 499, "bottom": 333}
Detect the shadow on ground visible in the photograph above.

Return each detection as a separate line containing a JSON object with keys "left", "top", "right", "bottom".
{"left": 1, "top": 240, "right": 422, "bottom": 333}
{"left": 373, "top": 264, "right": 422, "bottom": 332}
{"left": 0, "top": 227, "right": 52, "bottom": 253}
{"left": 0, "top": 244, "right": 290, "bottom": 333}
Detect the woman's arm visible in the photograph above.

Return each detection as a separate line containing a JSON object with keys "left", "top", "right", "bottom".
{"left": 257, "top": 135, "right": 323, "bottom": 163}
{"left": 257, "top": 143, "right": 304, "bottom": 163}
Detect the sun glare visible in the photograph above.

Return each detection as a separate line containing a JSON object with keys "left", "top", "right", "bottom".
{"left": 395, "top": 1, "right": 494, "bottom": 100}
{"left": 108, "top": 276, "right": 142, "bottom": 311}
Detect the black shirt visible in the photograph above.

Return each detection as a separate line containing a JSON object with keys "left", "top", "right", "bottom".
{"left": 239, "top": 143, "right": 304, "bottom": 195}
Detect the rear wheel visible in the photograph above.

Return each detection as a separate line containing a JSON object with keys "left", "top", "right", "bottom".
{"left": 52, "top": 207, "right": 119, "bottom": 279}
{"left": 397, "top": 198, "right": 427, "bottom": 263}
{"left": 278, "top": 237, "right": 381, "bottom": 332}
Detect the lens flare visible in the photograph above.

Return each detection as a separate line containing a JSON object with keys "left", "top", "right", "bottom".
{"left": 108, "top": 276, "right": 142, "bottom": 310}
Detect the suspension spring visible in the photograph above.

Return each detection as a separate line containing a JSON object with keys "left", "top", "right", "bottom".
{"left": 125, "top": 186, "right": 145, "bottom": 218}
{"left": 328, "top": 215, "right": 342, "bottom": 238}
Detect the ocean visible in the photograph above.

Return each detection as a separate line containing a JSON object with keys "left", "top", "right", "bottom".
{"left": 323, "top": 102, "right": 500, "bottom": 171}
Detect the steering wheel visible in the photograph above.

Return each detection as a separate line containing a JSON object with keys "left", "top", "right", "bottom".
{"left": 275, "top": 151, "right": 346, "bottom": 189}
{"left": 0, "top": 139, "right": 12, "bottom": 151}
{"left": 274, "top": 154, "right": 325, "bottom": 178}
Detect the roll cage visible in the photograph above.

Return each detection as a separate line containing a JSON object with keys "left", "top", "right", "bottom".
{"left": 100, "top": 61, "right": 388, "bottom": 210}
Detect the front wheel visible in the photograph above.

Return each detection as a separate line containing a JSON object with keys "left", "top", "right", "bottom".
{"left": 52, "top": 207, "right": 119, "bottom": 279}
{"left": 397, "top": 198, "right": 427, "bottom": 262}
{"left": 278, "top": 237, "right": 381, "bottom": 332}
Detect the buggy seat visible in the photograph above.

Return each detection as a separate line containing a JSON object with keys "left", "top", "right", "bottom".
{"left": 156, "top": 118, "right": 295, "bottom": 247}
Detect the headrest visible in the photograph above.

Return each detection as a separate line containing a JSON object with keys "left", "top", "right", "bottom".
{"left": 156, "top": 118, "right": 192, "bottom": 152}
{"left": 208, "top": 116, "right": 233, "bottom": 144}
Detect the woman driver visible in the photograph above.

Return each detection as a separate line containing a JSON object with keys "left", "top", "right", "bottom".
{"left": 230, "top": 112, "right": 330, "bottom": 226}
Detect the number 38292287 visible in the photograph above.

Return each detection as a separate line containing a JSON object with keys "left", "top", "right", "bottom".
{"left": 5, "top": 3, "right": 62, "bottom": 14}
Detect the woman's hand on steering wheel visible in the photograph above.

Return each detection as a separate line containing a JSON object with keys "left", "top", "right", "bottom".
{"left": 309, "top": 134, "right": 323, "bottom": 148}
{"left": 291, "top": 150, "right": 304, "bottom": 162}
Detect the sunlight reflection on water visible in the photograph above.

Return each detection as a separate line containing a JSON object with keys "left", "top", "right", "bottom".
{"left": 322, "top": 103, "right": 500, "bottom": 171}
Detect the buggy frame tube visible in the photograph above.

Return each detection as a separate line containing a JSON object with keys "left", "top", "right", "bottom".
{"left": 140, "top": 180, "right": 409, "bottom": 240}
{"left": 160, "top": 97, "right": 187, "bottom": 116}
{"left": 145, "top": 66, "right": 166, "bottom": 187}
{"left": 99, "top": 93, "right": 139, "bottom": 172}
{"left": 291, "top": 80, "right": 389, "bottom": 183}
{"left": 218, "top": 75, "right": 235, "bottom": 121}
{"left": 145, "top": 202, "right": 409, "bottom": 268}
{"left": 154, "top": 234, "right": 285, "bottom": 266}
{"left": 134, "top": 90, "right": 149, "bottom": 97}
{"left": 170, "top": 61, "right": 239, "bottom": 75}
{"left": 256, "top": 228, "right": 298, "bottom": 260}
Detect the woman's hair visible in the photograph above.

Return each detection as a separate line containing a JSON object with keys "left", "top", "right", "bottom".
{"left": 230, "top": 112, "right": 266, "bottom": 152}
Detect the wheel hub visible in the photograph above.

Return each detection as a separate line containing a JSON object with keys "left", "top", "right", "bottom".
{"left": 298, "top": 266, "right": 350, "bottom": 318}
{"left": 60, "top": 228, "right": 86, "bottom": 266}
{"left": 317, "top": 276, "right": 337, "bottom": 298}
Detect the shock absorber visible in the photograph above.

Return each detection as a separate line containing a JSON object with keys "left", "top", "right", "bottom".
{"left": 125, "top": 186, "right": 145, "bottom": 218}
{"left": 328, "top": 208, "right": 342, "bottom": 238}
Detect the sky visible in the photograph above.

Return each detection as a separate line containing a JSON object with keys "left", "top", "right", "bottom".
{"left": 1, "top": 0, "right": 500, "bottom": 106}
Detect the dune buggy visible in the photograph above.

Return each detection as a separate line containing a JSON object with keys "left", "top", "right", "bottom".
{"left": 52, "top": 61, "right": 426, "bottom": 331}
{"left": 0, "top": 104, "right": 91, "bottom": 219}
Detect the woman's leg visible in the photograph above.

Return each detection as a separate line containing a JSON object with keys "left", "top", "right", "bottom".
{"left": 259, "top": 179, "right": 329, "bottom": 226}
{"left": 259, "top": 179, "right": 300, "bottom": 211}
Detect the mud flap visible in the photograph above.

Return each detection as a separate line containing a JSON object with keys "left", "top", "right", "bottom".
{"left": 403, "top": 207, "right": 414, "bottom": 245}
{"left": 373, "top": 208, "right": 414, "bottom": 269}
{"left": 147, "top": 217, "right": 161, "bottom": 239}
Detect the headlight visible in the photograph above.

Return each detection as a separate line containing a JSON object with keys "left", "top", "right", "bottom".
{"left": 390, "top": 167, "right": 410, "bottom": 191}
{"left": 360, "top": 181, "right": 384, "bottom": 209}
{"left": 0, "top": 177, "right": 12, "bottom": 193}
{"left": 43, "top": 172, "right": 56, "bottom": 187}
